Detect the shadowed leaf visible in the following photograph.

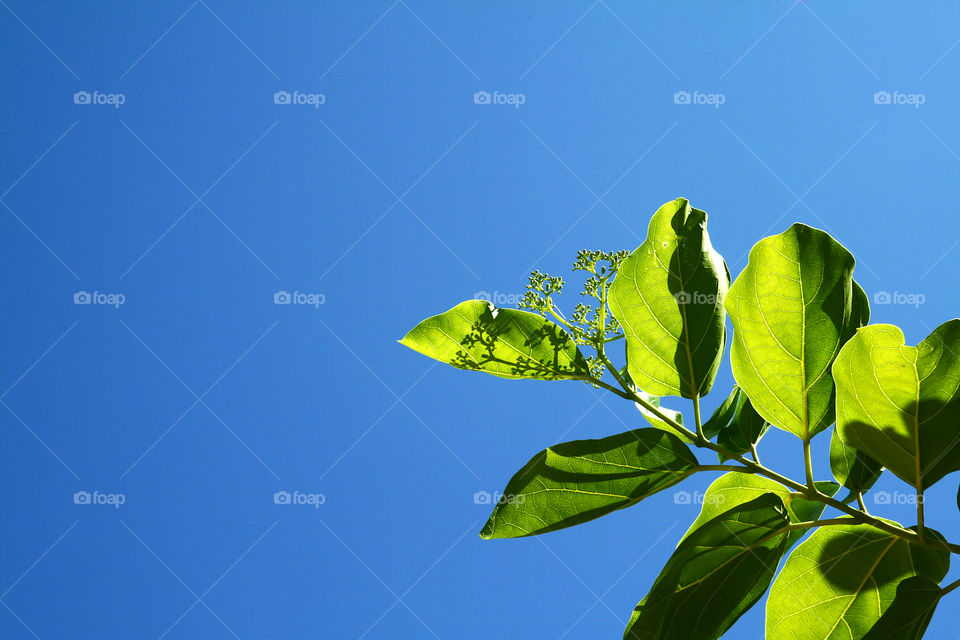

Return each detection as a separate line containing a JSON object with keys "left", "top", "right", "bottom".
{"left": 608, "top": 198, "right": 729, "bottom": 399}
{"left": 862, "top": 576, "right": 941, "bottom": 640}
{"left": 400, "top": 300, "right": 589, "bottom": 380}
{"left": 480, "top": 428, "right": 697, "bottom": 539}
{"left": 830, "top": 426, "right": 883, "bottom": 495}
{"left": 766, "top": 522, "right": 949, "bottom": 640}
{"left": 624, "top": 494, "right": 792, "bottom": 640}
{"left": 680, "top": 472, "right": 839, "bottom": 548}
{"left": 705, "top": 386, "right": 770, "bottom": 460}
{"left": 834, "top": 320, "right": 960, "bottom": 489}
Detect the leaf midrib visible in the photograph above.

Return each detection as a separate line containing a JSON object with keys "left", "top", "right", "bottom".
{"left": 822, "top": 537, "right": 898, "bottom": 639}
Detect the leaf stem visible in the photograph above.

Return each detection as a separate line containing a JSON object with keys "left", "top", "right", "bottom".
{"left": 917, "top": 488, "right": 926, "bottom": 543}
{"left": 546, "top": 303, "right": 579, "bottom": 335}
{"left": 750, "top": 443, "right": 761, "bottom": 464}
{"left": 942, "top": 577, "right": 960, "bottom": 597}
{"left": 803, "top": 438, "right": 815, "bottom": 489}
{"left": 693, "top": 396, "right": 705, "bottom": 445}
{"left": 696, "top": 464, "right": 750, "bottom": 473}
{"left": 855, "top": 492, "right": 868, "bottom": 513}
{"left": 783, "top": 517, "right": 857, "bottom": 532}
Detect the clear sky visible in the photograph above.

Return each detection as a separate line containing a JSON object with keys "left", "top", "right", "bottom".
{"left": 2, "top": 2, "right": 960, "bottom": 639}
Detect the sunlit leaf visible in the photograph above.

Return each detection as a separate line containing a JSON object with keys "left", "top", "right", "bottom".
{"left": 624, "top": 494, "right": 792, "bottom": 640}
{"left": 400, "top": 300, "right": 589, "bottom": 380}
{"left": 834, "top": 320, "right": 960, "bottom": 489}
{"left": 766, "top": 522, "right": 949, "bottom": 640}
{"left": 680, "top": 472, "right": 839, "bottom": 548}
{"left": 608, "top": 198, "right": 729, "bottom": 399}
{"left": 862, "top": 576, "right": 941, "bottom": 640}
{"left": 633, "top": 389, "right": 689, "bottom": 442}
{"left": 725, "top": 224, "right": 863, "bottom": 439}
{"left": 830, "top": 426, "right": 883, "bottom": 495}
{"left": 480, "top": 428, "right": 697, "bottom": 539}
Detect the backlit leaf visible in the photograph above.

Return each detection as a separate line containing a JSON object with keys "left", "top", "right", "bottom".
{"left": 834, "top": 320, "right": 960, "bottom": 489}
{"left": 608, "top": 198, "right": 729, "bottom": 399}
{"left": 705, "top": 386, "right": 769, "bottom": 460}
{"left": 830, "top": 426, "right": 883, "bottom": 495}
{"left": 726, "top": 225, "right": 863, "bottom": 439}
{"left": 400, "top": 300, "right": 589, "bottom": 380}
{"left": 624, "top": 494, "right": 792, "bottom": 640}
{"left": 862, "top": 576, "right": 941, "bottom": 640}
{"left": 634, "top": 389, "right": 689, "bottom": 443}
{"left": 480, "top": 428, "right": 697, "bottom": 539}
{"left": 766, "top": 522, "right": 949, "bottom": 640}
{"left": 680, "top": 472, "right": 839, "bottom": 547}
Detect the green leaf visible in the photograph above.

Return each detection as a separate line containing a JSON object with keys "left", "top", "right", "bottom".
{"left": 862, "top": 576, "right": 941, "bottom": 640}
{"left": 624, "top": 494, "right": 792, "bottom": 640}
{"left": 701, "top": 385, "right": 741, "bottom": 438}
{"left": 834, "top": 320, "right": 960, "bottom": 489}
{"left": 725, "top": 224, "right": 863, "bottom": 440}
{"left": 830, "top": 426, "right": 883, "bottom": 495}
{"left": 400, "top": 300, "right": 589, "bottom": 380}
{"left": 480, "top": 428, "right": 697, "bottom": 539}
{"left": 766, "top": 522, "right": 950, "bottom": 640}
{"left": 705, "top": 386, "right": 769, "bottom": 460}
{"left": 680, "top": 472, "right": 839, "bottom": 547}
{"left": 608, "top": 197, "right": 730, "bottom": 399}
{"left": 634, "top": 389, "right": 689, "bottom": 442}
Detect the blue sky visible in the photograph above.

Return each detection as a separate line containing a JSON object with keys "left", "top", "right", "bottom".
{"left": 2, "top": 1, "right": 960, "bottom": 638}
